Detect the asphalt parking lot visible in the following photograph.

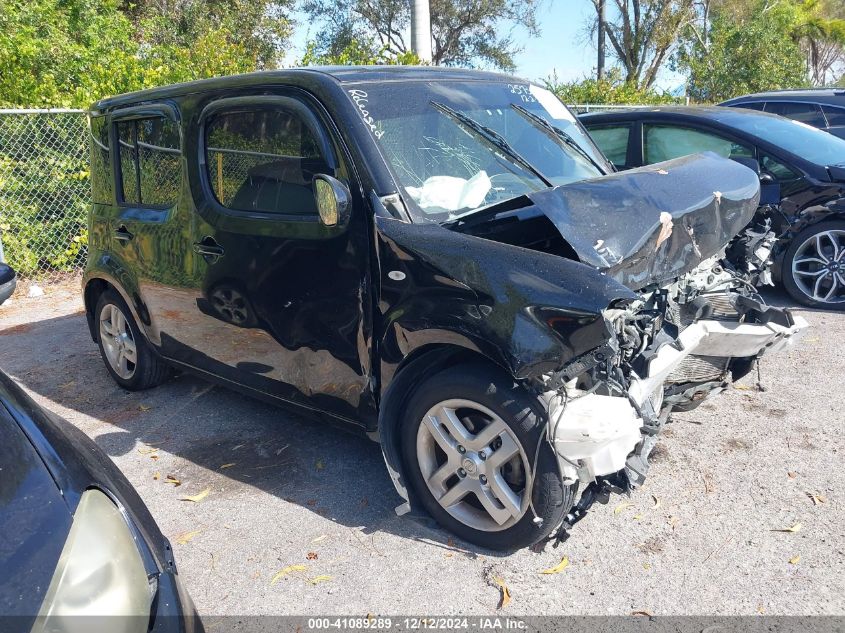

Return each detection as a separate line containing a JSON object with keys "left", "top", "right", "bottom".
{"left": 1, "top": 282, "right": 843, "bottom": 616}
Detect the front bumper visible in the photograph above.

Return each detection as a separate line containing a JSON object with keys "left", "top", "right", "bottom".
{"left": 548, "top": 311, "right": 809, "bottom": 485}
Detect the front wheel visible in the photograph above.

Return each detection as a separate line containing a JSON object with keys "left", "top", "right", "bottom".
{"left": 400, "top": 364, "right": 572, "bottom": 550}
{"left": 782, "top": 221, "right": 845, "bottom": 308}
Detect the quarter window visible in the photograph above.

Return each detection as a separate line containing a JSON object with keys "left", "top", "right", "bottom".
{"left": 822, "top": 105, "right": 845, "bottom": 127}
{"left": 760, "top": 153, "right": 801, "bottom": 182}
{"left": 644, "top": 125, "right": 753, "bottom": 164}
{"left": 89, "top": 116, "right": 113, "bottom": 204}
{"left": 587, "top": 125, "right": 630, "bottom": 167}
{"left": 205, "top": 108, "right": 326, "bottom": 216}
{"left": 116, "top": 116, "right": 181, "bottom": 206}
{"left": 764, "top": 102, "right": 827, "bottom": 128}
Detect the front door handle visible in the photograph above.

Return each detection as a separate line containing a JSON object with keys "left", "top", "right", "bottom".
{"left": 113, "top": 225, "right": 133, "bottom": 242}
{"left": 193, "top": 237, "right": 225, "bottom": 261}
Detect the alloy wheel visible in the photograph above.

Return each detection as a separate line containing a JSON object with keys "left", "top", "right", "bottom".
{"left": 99, "top": 303, "right": 137, "bottom": 379}
{"left": 791, "top": 229, "right": 845, "bottom": 305}
{"left": 415, "top": 399, "right": 531, "bottom": 532}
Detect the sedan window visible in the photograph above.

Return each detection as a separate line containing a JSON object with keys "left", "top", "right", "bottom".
{"left": 587, "top": 124, "right": 631, "bottom": 167}
{"left": 764, "top": 102, "right": 827, "bottom": 128}
{"left": 822, "top": 105, "right": 845, "bottom": 127}
{"left": 644, "top": 125, "right": 753, "bottom": 164}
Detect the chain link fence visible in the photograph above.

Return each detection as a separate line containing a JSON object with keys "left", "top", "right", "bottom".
{"left": 0, "top": 109, "right": 89, "bottom": 284}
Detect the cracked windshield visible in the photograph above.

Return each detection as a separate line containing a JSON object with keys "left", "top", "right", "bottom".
{"left": 346, "top": 81, "right": 608, "bottom": 222}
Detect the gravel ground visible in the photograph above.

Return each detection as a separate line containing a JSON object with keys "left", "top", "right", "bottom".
{"left": 1, "top": 282, "right": 843, "bottom": 616}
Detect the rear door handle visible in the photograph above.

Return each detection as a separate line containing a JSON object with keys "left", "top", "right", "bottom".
{"left": 113, "top": 226, "right": 133, "bottom": 242}
{"left": 193, "top": 237, "right": 225, "bottom": 260}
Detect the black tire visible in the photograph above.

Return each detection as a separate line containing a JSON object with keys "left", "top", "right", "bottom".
{"left": 400, "top": 363, "right": 573, "bottom": 551}
{"left": 782, "top": 220, "right": 845, "bottom": 309}
{"left": 95, "top": 290, "right": 170, "bottom": 390}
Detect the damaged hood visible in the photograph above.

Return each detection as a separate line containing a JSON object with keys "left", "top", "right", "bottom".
{"left": 527, "top": 152, "right": 761, "bottom": 289}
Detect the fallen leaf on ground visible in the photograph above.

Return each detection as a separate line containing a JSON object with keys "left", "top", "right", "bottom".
{"left": 656, "top": 169, "right": 668, "bottom": 175}
{"left": 807, "top": 492, "right": 826, "bottom": 505}
{"left": 632, "top": 610, "right": 654, "bottom": 617}
{"left": 633, "top": 513, "right": 644, "bottom": 521}
{"left": 734, "top": 384, "right": 753, "bottom": 391}
{"left": 174, "top": 530, "right": 201, "bottom": 545}
{"left": 788, "top": 471, "right": 798, "bottom": 479}
{"left": 137, "top": 447, "right": 158, "bottom": 455}
{"left": 757, "top": 605, "right": 765, "bottom": 615}
{"left": 138, "top": 404, "right": 152, "bottom": 412}
{"left": 306, "top": 551, "right": 318, "bottom": 560}
{"left": 164, "top": 475, "right": 181, "bottom": 486}
{"left": 779, "top": 522, "right": 802, "bottom": 533}
{"left": 306, "top": 499, "right": 317, "bottom": 506}
{"left": 180, "top": 488, "right": 210, "bottom": 503}
{"left": 231, "top": 444, "right": 244, "bottom": 451}
{"left": 270, "top": 565, "right": 307, "bottom": 585}
{"left": 219, "top": 463, "right": 236, "bottom": 469}
{"left": 540, "top": 556, "right": 569, "bottom": 575}
{"left": 150, "top": 454, "right": 159, "bottom": 460}
{"left": 153, "top": 472, "right": 161, "bottom": 481}
{"left": 311, "top": 535, "right": 328, "bottom": 544}
{"left": 316, "top": 460, "right": 325, "bottom": 470}
{"left": 614, "top": 501, "right": 634, "bottom": 515}
{"left": 309, "top": 575, "right": 332, "bottom": 585}
{"left": 789, "top": 555, "right": 801, "bottom": 565}
{"left": 642, "top": 562, "right": 651, "bottom": 570}
{"left": 804, "top": 337, "right": 820, "bottom": 343}
{"left": 651, "top": 495, "right": 661, "bottom": 509}
{"left": 668, "top": 516, "right": 680, "bottom": 530}
{"left": 493, "top": 576, "right": 511, "bottom": 609}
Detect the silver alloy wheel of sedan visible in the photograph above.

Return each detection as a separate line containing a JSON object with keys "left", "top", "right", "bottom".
{"left": 416, "top": 399, "right": 531, "bottom": 532}
{"left": 99, "top": 303, "right": 138, "bottom": 379}
{"left": 791, "top": 229, "right": 845, "bottom": 304}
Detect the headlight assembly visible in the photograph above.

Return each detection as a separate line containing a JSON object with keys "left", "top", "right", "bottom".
{"left": 31, "top": 489, "right": 155, "bottom": 633}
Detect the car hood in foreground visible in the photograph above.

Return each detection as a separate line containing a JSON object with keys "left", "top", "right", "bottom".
{"left": 0, "top": 409, "right": 70, "bottom": 618}
{"left": 527, "top": 152, "right": 761, "bottom": 288}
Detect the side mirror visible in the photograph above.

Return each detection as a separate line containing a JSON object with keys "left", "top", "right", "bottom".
{"left": 313, "top": 174, "right": 351, "bottom": 228}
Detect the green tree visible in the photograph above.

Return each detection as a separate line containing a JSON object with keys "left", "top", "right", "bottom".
{"left": 676, "top": 0, "right": 809, "bottom": 101}
{"left": 544, "top": 68, "right": 680, "bottom": 104}
{"left": 301, "top": 0, "right": 540, "bottom": 71}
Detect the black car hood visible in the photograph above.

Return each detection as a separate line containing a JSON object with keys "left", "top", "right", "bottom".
{"left": 527, "top": 152, "right": 761, "bottom": 289}
{"left": 0, "top": 407, "right": 70, "bottom": 619}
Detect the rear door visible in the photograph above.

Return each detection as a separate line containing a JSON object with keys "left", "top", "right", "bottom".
{"left": 167, "top": 93, "right": 375, "bottom": 423}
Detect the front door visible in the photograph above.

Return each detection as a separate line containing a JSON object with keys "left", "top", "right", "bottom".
{"left": 163, "top": 94, "right": 374, "bottom": 424}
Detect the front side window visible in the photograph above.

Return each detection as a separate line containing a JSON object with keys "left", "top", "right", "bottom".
{"left": 116, "top": 116, "right": 181, "bottom": 206}
{"left": 586, "top": 124, "right": 631, "bottom": 167}
{"left": 343, "top": 81, "right": 609, "bottom": 223}
{"left": 764, "top": 102, "right": 826, "bottom": 128}
{"left": 644, "top": 125, "right": 753, "bottom": 164}
{"left": 205, "top": 108, "right": 327, "bottom": 216}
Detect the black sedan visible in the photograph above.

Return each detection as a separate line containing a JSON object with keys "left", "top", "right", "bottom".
{"left": 581, "top": 106, "right": 845, "bottom": 308}
{"left": 720, "top": 88, "right": 845, "bottom": 140}
{"left": 0, "top": 369, "right": 201, "bottom": 633}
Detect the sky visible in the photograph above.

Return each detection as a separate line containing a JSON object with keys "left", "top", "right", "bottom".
{"left": 287, "top": 0, "right": 686, "bottom": 91}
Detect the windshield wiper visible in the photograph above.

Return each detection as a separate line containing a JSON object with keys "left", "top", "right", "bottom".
{"left": 510, "top": 104, "right": 607, "bottom": 174}
{"left": 431, "top": 101, "right": 553, "bottom": 188}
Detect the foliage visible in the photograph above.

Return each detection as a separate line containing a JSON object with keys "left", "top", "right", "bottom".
{"left": 588, "top": 0, "right": 696, "bottom": 89}
{"left": 676, "top": 0, "right": 811, "bottom": 101}
{"left": 0, "top": 0, "right": 292, "bottom": 108}
{"left": 301, "top": 0, "right": 540, "bottom": 71}
{"left": 299, "top": 39, "right": 421, "bottom": 66}
{"left": 544, "top": 69, "right": 680, "bottom": 105}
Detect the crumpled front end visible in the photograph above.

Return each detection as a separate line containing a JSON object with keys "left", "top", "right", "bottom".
{"left": 535, "top": 257, "right": 807, "bottom": 534}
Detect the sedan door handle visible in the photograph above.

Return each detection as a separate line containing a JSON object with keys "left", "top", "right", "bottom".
{"left": 193, "top": 237, "right": 225, "bottom": 260}
{"left": 113, "top": 226, "right": 133, "bottom": 242}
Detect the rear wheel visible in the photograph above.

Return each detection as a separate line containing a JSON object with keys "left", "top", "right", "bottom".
{"left": 95, "top": 290, "right": 170, "bottom": 390}
{"left": 782, "top": 221, "right": 845, "bottom": 308}
{"left": 400, "top": 364, "right": 572, "bottom": 550}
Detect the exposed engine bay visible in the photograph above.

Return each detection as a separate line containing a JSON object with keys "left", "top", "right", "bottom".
{"left": 533, "top": 254, "right": 807, "bottom": 541}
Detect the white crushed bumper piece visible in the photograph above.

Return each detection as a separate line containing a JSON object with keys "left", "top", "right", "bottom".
{"left": 546, "top": 392, "right": 643, "bottom": 484}
{"left": 629, "top": 315, "right": 809, "bottom": 407}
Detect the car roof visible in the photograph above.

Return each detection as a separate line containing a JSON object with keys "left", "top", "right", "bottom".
{"left": 92, "top": 66, "right": 524, "bottom": 111}
{"left": 721, "top": 88, "right": 845, "bottom": 105}
{"left": 579, "top": 104, "right": 787, "bottom": 127}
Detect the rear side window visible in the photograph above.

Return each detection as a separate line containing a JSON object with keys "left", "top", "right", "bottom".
{"left": 205, "top": 108, "right": 327, "bottom": 216}
{"left": 89, "top": 116, "right": 112, "bottom": 204}
{"left": 587, "top": 125, "right": 630, "bottom": 167}
{"left": 116, "top": 116, "right": 182, "bottom": 206}
{"left": 822, "top": 105, "right": 845, "bottom": 127}
{"left": 644, "top": 125, "right": 753, "bottom": 164}
{"left": 764, "top": 102, "right": 826, "bottom": 128}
